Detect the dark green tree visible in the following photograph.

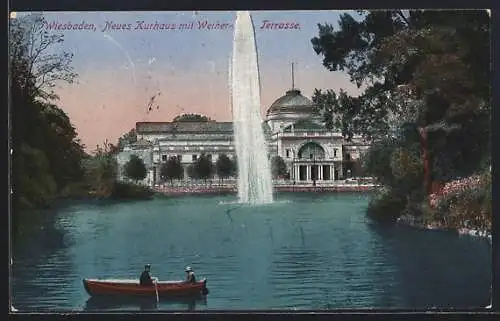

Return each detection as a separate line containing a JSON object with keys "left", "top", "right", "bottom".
{"left": 312, "top": 10, "right": 490, "bottom": 183}
{"left": 10, "top": 13, "right": 83, "bottom": 214}
{"left": 187, "top": 164, "right": 198, "bottom": 180}
{"left": 160, "top": 156, "right": 184, "bottom": 183}
{"left": 118, "top": 128, "right": 137, "bottom": 150}
{"left": 172, "top": 113, "right": 212, "bottom": 122}
{"left": 194, "top": 153, "right": 213, "bottom": 183}
{"left": 311, "top": 10, "right": 489, "bottom": 136}
{"left": 271, "top": 156, "right": 288, "bottom": 179}
{"left": 230, "top": 155, "right": 238, "bottom": 177}
{"left": 124, "top": 155, "right": 147, "bottom": 183}
{"left": 215, "top": 153, "right": 233, "bottom": 182}
{"left": 84, "top": 141, "right": 118, "bottom": 196}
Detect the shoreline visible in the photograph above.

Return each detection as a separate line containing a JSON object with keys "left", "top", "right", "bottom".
{"left": 153, "top": 184, "right": 378, "bottom": 196}
{"left": 396, "top": 215, "right": 492, "bottom": 242}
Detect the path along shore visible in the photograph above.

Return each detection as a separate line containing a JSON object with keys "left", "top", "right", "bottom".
{"left": 153, "top": 182, "right": 378, "bottom": 196}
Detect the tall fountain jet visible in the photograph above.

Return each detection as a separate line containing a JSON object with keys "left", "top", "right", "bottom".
{"left": 231, "top": 11, "right": 274, "bottom": 204}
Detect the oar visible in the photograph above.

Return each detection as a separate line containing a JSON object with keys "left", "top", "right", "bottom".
{"left": 153, "top": 278, "right": 159, "bottom": 303}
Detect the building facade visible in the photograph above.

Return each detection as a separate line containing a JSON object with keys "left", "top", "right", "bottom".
{"left": 117, "top": 87, "right": 370, "bottom": 186}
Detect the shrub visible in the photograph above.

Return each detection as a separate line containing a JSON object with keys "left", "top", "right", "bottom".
{"left": 367, "top": 188, "right": 407, "bottom": 223}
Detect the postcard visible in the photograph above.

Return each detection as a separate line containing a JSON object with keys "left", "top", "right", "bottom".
{"left": 9, "top": 10, "right": 492, "bottom": 312}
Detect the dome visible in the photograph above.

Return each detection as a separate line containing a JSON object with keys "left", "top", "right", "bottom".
{"left": 266, "top": 89, "right": 317, "bottom": 119}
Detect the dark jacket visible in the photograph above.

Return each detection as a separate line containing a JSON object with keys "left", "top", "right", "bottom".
{"left": 140, "top": 271, "right": 153, "bottom": 286}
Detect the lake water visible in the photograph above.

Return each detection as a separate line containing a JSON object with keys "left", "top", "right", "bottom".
{"left": 11, "top": 193, "right": 491, "bottom": 311}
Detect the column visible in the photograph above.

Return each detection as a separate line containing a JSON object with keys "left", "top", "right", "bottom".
{"left": 306, "top": 166, "right": 311, "bottom": 181}
{"left": 330, "top": 165, "right": 335, "bottom": 181}
{"left": 155, "top": 166, "right": 161, "bottom": 184}
{"left": 318, "top": 164, "right": 323, "bottom": 181}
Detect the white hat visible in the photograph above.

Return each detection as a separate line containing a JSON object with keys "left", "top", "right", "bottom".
{"left": 185, "top": 266, "right": 193, "bottom": 272}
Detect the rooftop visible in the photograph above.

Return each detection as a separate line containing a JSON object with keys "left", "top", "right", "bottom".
{"left": 266, "top": 89, "right": 316, "bottom": 117}
{"left": 136, "top": 121, "right": 234, "bottom": 134}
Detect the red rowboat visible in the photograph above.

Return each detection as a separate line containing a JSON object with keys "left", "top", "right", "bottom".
{"left": 83, "top": 278, "right": 208, "bottom": 298}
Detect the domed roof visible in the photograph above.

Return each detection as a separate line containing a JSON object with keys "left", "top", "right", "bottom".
{"left": 266, "top": 89, "right": 315, "bottom": 117}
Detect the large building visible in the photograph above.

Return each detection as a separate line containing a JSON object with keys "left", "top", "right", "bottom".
{"left": 117, "top": 87, "right": 370, "bottom": 187}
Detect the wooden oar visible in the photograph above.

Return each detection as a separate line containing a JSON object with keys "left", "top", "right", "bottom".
{"left": 153, "top": 278, "right": 159, "bottom": 303}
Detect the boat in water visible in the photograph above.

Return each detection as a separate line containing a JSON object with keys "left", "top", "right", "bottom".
{"left": 83, "top": 278, "right": 209, "bottom": 298}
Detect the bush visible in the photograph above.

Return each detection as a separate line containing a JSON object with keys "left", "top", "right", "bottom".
{"left": 367, "top": 188, "right": 407, "bottom": 223}
{"left": 434, "top": 171, "right": 491, "bottom": 230}
{"left": 110, "top": 182, "right": 154, "bottom": 200}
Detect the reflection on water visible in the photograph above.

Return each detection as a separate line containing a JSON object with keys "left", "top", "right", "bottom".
{"left": 11, "top": 195, "right": 491, "bottom": 311}
{"left": 83, "top": 295, "right": 207, "bottom": 312}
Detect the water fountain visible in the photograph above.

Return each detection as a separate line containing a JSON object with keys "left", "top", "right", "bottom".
{"left": 231, "top": 11, "right": 274, "bottom": 205}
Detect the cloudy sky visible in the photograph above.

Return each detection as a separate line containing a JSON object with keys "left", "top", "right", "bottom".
{"left": 15, "top": 11, "right": 362, "bottom": 151}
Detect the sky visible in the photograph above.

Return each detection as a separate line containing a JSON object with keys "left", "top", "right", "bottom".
{"left": 14, "top": 11, "right": 363, "bottom": 151}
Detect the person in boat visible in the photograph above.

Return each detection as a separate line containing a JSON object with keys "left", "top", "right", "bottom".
{"left": 185, "top": 266, "right": 196, "bottom": 283}
{"left": 140, "top": 264, "right": 154, "bottom": 286}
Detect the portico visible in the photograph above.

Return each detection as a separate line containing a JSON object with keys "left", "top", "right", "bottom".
{"left": 291, "top": 161, "right": 338, "bottom": 182}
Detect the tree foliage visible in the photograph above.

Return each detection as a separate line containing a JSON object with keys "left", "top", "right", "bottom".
{"left": 172, "top": 113, "right": 212, "bottom": 122}
{"left": 312, "top": 10, "right": 490, "bottom": 186}
{"left": 231, "top": 155, "right": 238, "bottom": 177}
{"left": 83, "top": 141, "right": 118, "bottom": 196}
{"left": 124, "top": 155, "right": 147, "bottom": 182}
{"left": 160, "top": 156, "right": 184, "bottom": 182}
{"left": 215, "top": 153, "right": 233, "bottom": 181}
{"left": 10, "top": 13, "right": 84, "bottom": 217}
{"left": 118, "top": 128, "right": 137, "bottom": 150}
{"left": 10, "top": 14, "right": 77, "bottom": 101}
{"left": 311, "top": 10, "right": 489, "bottom": 142}
{"left": 194, "top": 153, "right": 213, "bottom": 182}
{"left": 271, "top": 156, "right": 288, "bottom": 178}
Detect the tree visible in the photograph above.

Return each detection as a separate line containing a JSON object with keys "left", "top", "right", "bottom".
{"left": 10, "top": 13, "right": 84, "bottom": 215}
{"left": 160, "top": 156, "right": 184, "bottom": 183}
{"left": 124, "top": 155, "right": 147, "bottom": 183}
{"left": 10, "top": 14, "right": 77, "bottom": 100}
{"left": 194, "top": 153, "right": 213, "bottom": 183}
{"left": 83, "top": 141, "right": 118, "bottom": 196}
{"left": 118, "top": 128, "right": 137, "bottom": 150}
{"left": 389, "top": 145, "right": 424, "bottom": 196}
{"left": 172, "top": 113, "right": 212, "bottom": 122}
{"left": 187, "top": 164, "right": 198, "bottom": 180}
{"left": 271, "top": 156, "right": 288, "bottom": 179}
{"left": 215, "top": 154, "right": 233, "bottom": 182}
{"left": 312, "top": 10, "right": 490, "bottom": 184}
{"left": 311, "top": 10, "right": 489, "bottom": 141}
{"left": 230, "top": 155, "right": 238, "bottom": 177}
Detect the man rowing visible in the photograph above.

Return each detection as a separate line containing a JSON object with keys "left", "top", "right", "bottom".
{"left": 140, "top": 264, "right": 154, "bottom": 286}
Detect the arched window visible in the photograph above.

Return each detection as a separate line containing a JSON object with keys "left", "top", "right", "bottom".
{"left": 298, "top": 142, "right": 325, "bottom": 160}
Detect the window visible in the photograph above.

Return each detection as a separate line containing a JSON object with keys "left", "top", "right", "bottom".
{"left": 207, "top": 154, "right": 213, "bottom": 162}
{"left": 192, "top": 154, "right": 197, "bottom": 161}
{"left": 161, "top": 155, "right": 167, "bottom": 162}
{"left": 334, "top": 149, "right": 337, "bottom": 158}
{"left": 177, "top": 155, "right": 182, "bottom": 161}
{"left": 309, "top": 153, "right": 313, "bottom": 160}
{"left": 286, "top": 149, "right": 290, "bottom": 158}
